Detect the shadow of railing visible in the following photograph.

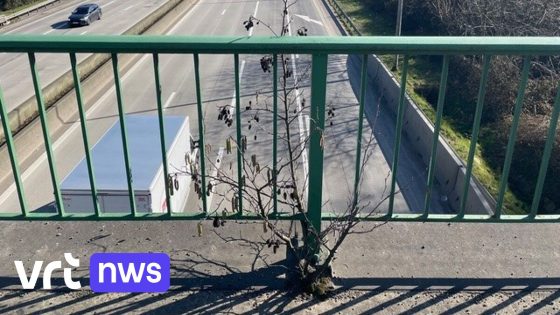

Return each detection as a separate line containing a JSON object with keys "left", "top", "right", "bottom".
{"left": 0, "top": 236, "right": 558, "bottom": 313}
{"left": 1, "top": 273, "right": 559, "bottom": 314}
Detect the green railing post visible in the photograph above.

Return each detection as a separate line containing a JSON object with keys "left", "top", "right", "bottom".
{"left": 495, "top": 57, "right": 530, "bottom": 217}
{"left": 306, "top": 54, "right": 328, "bottom": 254}
{"left": 424, "top": 55, "right": 449, "bottom": 215}
{"left": 459, "top": 55, "right": 491, "bottom": 217}
{"left": 70, "top": 53, "right": 100, "bottom": 216}
{"left": 194, "top": 54, "right": 208, "bottom": 214}
{"left": 152, "top": 53, "right": 172, "bottom": 215}
{"left": 0, "top": 86, "right": 29, "bottom": 215}
{"left": 388, "top": 56, "right": 409, "bottom": 216}
{"left": 111, "top": 53, "right": 137, "bottom": 215}
{"left": 530, "top": 80, "right": 560, "bottom": 216}
{"left": 352, "top": 54, "right": 368, "bottom": 208}
{"left": 234, "top": 54, "right": 244, "bottom": 215}
{"left": 28, "top": 52, "right": 65, "bottom": 216}
{"left": 272, "top": 53, "right": 278, "bottom": 215}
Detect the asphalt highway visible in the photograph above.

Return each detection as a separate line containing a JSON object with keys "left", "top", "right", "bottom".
{"left": 0, "top": 0, "right": 168, "bottom": 112}
{"left": 0, "top": 0, "right": 447, "bottom": 216}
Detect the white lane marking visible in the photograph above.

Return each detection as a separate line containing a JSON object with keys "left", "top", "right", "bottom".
{"left": 123, "top": 5, "right": 134, "bottom": 11}
{"left": 206, "top": 147, "right": 224, "bottom": 211}
{"left": 229, "top": 60, "right": 245, "bottom": 114}
{"left": 221, "top": 9, "right": 226, "bottom": 15}
{"left": 164, "top": 91, "right": 176, "bottom": 109}
{"left": 310, "top": 0, "right": 339, "bottom": 35}
{"left": 294, "top": 14, "right": 323, "bottom": 26}
{"left": 104, "top": 0, "right": 116, "bottom": 7}
{"left": 43, "top": 29, "right": 55, "bottom": 35}
{"left": 286, "top": 12, "right": 309, "bottom": 195}
{"left": 0, "top": 54, "right": 153, "bottom": 206}
{"left": 248, "top": 1, "right": 259, "bottom": 36}
{"left": 226, "top": 0, "right": 257, "bottom": 112}
{"left": 80, "top": 30, "right": 88, "bottom": 35}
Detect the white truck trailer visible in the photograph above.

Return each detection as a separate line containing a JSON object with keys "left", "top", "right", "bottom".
{"left": 60, "top": 115, "right": 191, "bottom": 214}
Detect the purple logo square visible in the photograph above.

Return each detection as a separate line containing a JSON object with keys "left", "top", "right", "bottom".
{"left": 89, "top": 253, "right": 170, "bottom": 293}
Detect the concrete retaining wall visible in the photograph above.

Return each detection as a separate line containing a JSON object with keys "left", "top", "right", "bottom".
{"left": 0, "top": 0, "right": 199, "bottom": 187}
{"left": 367, "top": 57, "right": 493, "bottom": 214}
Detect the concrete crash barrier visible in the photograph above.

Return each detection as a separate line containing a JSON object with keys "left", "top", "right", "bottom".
{"left": 365, "top": 56, "right": 494, "bottom": 214}
{"left": 322, "top": 0, "right": 494, "bottom": 214}
{"left": 0, "top": 0, "right": 199, "bottom": 187}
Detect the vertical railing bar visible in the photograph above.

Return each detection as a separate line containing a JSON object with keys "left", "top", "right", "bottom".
{"left": 387, "top": 56, "right": 409, "bottom": 217}
{"left": 306, "top": 53, "right": 328, "bottom": 254}
{"left": 495, "top": 56, "right": 531, "bottom": 217}
{"left": 152, "top": 53, "right": 172, "bottom": 215}
{"left": 111, "top": 53, "right": 137, "bottom": 216}
{"left": 423, "top": 55, "right": 449, "bottom": 216}
{"left": 0, "top": 86, "right": 29, "bottom": 215}
{"left": 70, "top": 52, "right": 100, "bottom": 216}
{"left": 352, "top": 54, "right": 368, "bottom": 208}
{"left": 272, "top": 53, "right": 278, "bottom": 215}
{"left": 530, "top": 80, "right": 560, "bottom": 216}
{"left": 28, "top": 52, "right": 65, "bottom": 216}
{"left": 193, "top": 54, "right": 208, "bottom": 214}
{"left": 459, "top": 54, "right": 492, "bottom": 217}
{"left": 234, "top": 54, "right": 243, "bottom": 215}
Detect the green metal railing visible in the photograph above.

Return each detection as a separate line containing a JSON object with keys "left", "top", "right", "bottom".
{"left": 0, "top": 35, "right": 560, "bottom": 226}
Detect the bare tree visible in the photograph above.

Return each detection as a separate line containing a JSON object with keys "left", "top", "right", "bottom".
{"left": 181, "top": 0, "right": 392, "bottom": 296}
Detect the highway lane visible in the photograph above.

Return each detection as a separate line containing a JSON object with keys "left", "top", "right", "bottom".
{"left": 0, "top": 0, "right": 447, "bottom": 215}
{"left": 0, "top": 0, "right": 269, "bottom": 212}
{"left": 0, "top": 0, "right": 90, "bottom": 35}
{"left": 287, "top": 0, "right": 446, "bottom": 214}
{"left": 0, "top": 0, "right": 168, "bottom": 112}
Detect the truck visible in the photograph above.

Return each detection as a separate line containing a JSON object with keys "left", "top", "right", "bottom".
{"left": 60, "top": 115, "right": 192, "bottom": 214}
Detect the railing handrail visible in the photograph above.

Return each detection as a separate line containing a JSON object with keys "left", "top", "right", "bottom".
{"left": 0, "top": 35, "right": 559, "bottom": 54}
{"left": 1, "top": 35, "right": 559, "bottom": 223}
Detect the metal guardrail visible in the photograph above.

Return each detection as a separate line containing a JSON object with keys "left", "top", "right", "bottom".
{"left": 324, "top": 0, "right": 361, "bottom": 36}
{"left": 0, "top": 35, "right": 559, "bottom": 224}
{"left": 0, "top": 0, "right": 59, "bottom": 26}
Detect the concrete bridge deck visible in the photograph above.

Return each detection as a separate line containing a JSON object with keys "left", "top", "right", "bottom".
{"left": 0, "top": 221, "right": 558, "bottom": 313}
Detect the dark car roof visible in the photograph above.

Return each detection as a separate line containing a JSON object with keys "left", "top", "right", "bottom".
{"left": 76, "top": 3, "right": 98, "bottom": 9}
